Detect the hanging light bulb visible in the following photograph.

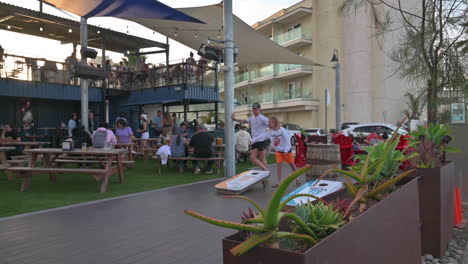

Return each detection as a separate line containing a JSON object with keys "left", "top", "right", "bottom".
{"left": 174, "top": 31, "right": 178, "bottom": 37}
{"left": 40, "top": 27, "right": 43, "bottom": 31}
{"left": 153, "top": 31, "right": 155, "bottom": 35}
{"left": 195, "top": 32, "right": 198, "bottom": 38}
{"left": 7, "top": 25, "right": 11, "bottom": 30}
{"left": 68, "top": 28, "right": 72, "bottom": 33}
{"left": 97, "top": 30, "right": 100, "bottom": 34}
{"left": 217, "top": 31, "right": 221, "bottom": 39}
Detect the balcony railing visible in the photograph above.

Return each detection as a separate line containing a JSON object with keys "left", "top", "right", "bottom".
{"left": 250, "top": 65, "right": 274, "bottom": 80}
{"left": 278, "top": 64, "right": 313, "bottom": 73}
{"left": 0, "top": 53, "right": 216, "bottom": 91}
{"left": 277, "top": 27, "right": 311, "bottom": 45}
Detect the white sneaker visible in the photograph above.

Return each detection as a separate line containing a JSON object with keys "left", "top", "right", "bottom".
{"left": 194, "top": 168, "right": 201, "bottom": 175}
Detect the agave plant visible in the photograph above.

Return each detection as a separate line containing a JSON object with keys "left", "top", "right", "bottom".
{"left": 408, "top": 123, "right": 460, "bottom": 167}
{"left": 293, "top": 202, "right": 346, "bottom": 239}
{"left": 318, "top": 136, "right": 416, "bottom": 214}
{"left": 185, "top": 165, "right": 332, "bottom": 256}
{"left": 352, "top": 134, "right": 417, "bottom": 181}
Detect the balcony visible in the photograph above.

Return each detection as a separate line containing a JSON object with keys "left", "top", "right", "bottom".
{"left": 277, "top": 27, "right": 312, "bottom": 49}
{"left": 250, "top": 65, "right": 274, "bottom": 85}
{"left": 234, "top": 97, "right": 319, "bottom": 115}
{"left": 277, "top": 64, "right": 313, "bottom": 79}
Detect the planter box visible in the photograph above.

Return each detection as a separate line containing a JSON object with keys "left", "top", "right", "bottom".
{"left": 416, "top": 162, "right": 455, "bottom": 257}
{"left": 223, "top": 178, "right": 421, "bottom": 264}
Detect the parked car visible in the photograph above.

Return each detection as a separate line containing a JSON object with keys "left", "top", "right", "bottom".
{"left": 282, "top": 123, "right": 302, "bottom": 145}
{"left": 343, "top": 123, "right": 408, "bottom": 137}
{"left": 304, "top": 128, "right": 327, "bottom": 136}
{"left": 341, "top": 122, "right": 359, "bottom": 130}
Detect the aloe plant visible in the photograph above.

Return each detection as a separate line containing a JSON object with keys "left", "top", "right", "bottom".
{"left": 185, "top": 165, "right": 331, "bottom": 256}
{"left": 293, "top": 202, "right": 346, "bottom": 239}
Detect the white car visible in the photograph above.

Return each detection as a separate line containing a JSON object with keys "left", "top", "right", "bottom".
{"left": 343, "top": 123, "right": 408, "bottom": 137}
{"left": 282, "top": 123, "right": 302, "bottom": 145}
{"left": 304, "top": 128, "right": 327, "bottom": 136}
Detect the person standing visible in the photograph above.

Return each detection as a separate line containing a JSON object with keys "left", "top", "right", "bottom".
{"left": 162, "top": 112, "right": 174, "bottom": 137}
{"left": 251, "top": 117, "right": 300, "bottom": 187}
{"left": 153, "top": 110, "right": 163, "bottom": 137}
{"left": 231, "top": 103, "right": 269, "bottom": 171}
{"left": 137, "top": 113, "right": 149, "bottom": 147}
{"left": 88, "top": 111, "right": 97, "bottom": 133}
{"left": 68, "top": 113, "right": 78, "bottom": 137}
{"left": 115, "top": 119, "right": 134, "bottom": 144}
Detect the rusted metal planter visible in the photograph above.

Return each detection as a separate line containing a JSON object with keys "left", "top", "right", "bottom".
{"left": 223, "top": 178, "right": 421, "bottom": 264}
{"left": 416, "top": 162, "right": 455, "bottom": 258}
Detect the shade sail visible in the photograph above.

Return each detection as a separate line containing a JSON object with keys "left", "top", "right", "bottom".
{"left": 129, "top": 4, "right": 322, "bottom": 66}
{"left": 42, "top": 0, "right": 204, "bottom": 23}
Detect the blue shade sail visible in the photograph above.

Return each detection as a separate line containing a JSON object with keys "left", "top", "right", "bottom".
{"left": 43, "top": 0, "right": 204, "bottom": 23}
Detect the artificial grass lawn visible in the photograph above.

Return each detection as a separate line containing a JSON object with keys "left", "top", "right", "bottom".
{"left": 0, "top": 155, "right": 276, "bottom": 218}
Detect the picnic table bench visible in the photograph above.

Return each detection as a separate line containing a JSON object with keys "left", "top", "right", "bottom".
{"left": 6, "top": 148, "right": 127, "bottom": 193}
{"left": 152, "top": 156, "right": 224, "bottom": 175}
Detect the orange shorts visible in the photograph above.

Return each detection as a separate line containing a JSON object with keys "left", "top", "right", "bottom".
{"left": 275, "top": 151, "right": 294, "bottom": 163}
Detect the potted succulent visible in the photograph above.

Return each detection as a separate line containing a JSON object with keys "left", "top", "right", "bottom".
{"left": 184, "top": 140, "right": 421, "bottom": 264}
{"left": 408, "top": 123, "right": 460, "bottom": 257}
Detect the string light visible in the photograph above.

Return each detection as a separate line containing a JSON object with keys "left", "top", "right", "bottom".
{"left": 174, "top": 31, "right": 178, "bottom": 37}
{"left": 7, "top": 25, "right": 11, "bottom": 30}
{"left": 40, "top": 27, "right": 43, "bottom": 31}
{"left": 217, "top": 31, "right": 221, "bottom": 39}
{"left": 97, "top": 30, "right": 100, "bottom": 34}
{"left": 195, "top": 32, "right": 198, "bottom": 38}
{"left": 153, "top": 31, "right": 155, "bottom": 35}
{"left": 68, "top": 28, "right": 72, "bottom": 33}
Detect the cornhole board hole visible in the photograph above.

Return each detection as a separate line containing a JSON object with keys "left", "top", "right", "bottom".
{"left": 281, "top": 179, "right": 344, "bottom": 207}
{"left": 215, "top": 170, "right": 270, "bottom": 195}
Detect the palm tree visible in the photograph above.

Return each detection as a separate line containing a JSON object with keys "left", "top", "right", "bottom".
{"left": 403, "top": 92, "right": 424, "bottom": 120}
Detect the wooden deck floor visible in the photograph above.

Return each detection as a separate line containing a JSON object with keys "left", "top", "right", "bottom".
{"left": 0, "top": 169, "right": 307, "bottom": 264}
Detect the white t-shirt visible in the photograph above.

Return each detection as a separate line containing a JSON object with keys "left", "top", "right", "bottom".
{"left": 246, "top": 114, "right": 269, "bottom": 143}
{"left": 252, "top": 127, "right": 291, "bottom": 153}
{"left": 235, "top": 130, "right": 251, "bottom": 152}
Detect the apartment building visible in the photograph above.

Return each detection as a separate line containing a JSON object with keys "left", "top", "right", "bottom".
{"left": 219, "top": 0, "right": 417, "bottom": 129}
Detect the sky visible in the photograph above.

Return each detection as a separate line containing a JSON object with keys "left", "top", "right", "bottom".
{"left": 0, "top": 0, "right": 300, "bottom": 65}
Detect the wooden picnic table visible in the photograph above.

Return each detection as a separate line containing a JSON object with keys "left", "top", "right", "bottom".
{"left": 7, "top": 148, "right": 127, "bottom": 193}
{"left": 0, "top": 147, "right": 16, "bottom": 179}
{"left": 114, "top": 143, "right": 136, "bottom": 163}
{"left": 0, "top": 141, "right": 50, "bottom": 151}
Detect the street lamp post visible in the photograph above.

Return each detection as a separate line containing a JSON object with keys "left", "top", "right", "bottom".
{"left": 331, "top": 49, "right": 341, "bottom": 131}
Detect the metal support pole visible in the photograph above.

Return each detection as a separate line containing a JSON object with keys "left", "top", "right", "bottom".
{"left": 325, "top": 89, "right": 328, "bottom": 132}
{"left": 223, "top": 0, "right": 235, "bottom": 178}
{"left": 183, "top": 102, "right": 188, "bottom": 122}
{"left": 333, "top": 62, "right": 341, "bottom": 131}
{"left": 101, "top": 35, "right": 108, "bottom": 123}
{"left": 214, "top": 63, "right": 219, "bottom": 129}
{"left": 165, "top": 37, "right": 170, "bottom": 69}
{"left": 80, "top": 17, "right": 89, "bottom": 131}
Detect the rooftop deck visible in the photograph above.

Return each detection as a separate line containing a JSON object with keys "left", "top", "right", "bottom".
{"left": 0, "top": 166, "right": 305, "bottom": 264}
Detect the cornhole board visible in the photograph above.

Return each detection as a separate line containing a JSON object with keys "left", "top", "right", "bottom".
{"left": 281, "top": 179, "right": 344, "bottom": 207}
{"left": 215, "top": 170, "right": 270, "bottom": 195}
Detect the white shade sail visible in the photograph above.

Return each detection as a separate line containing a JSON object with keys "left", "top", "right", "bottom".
{"left": 129, "top": 4, "right": 322, "bottom": 66}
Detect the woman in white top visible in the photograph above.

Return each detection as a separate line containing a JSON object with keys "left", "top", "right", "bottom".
{"left": 252, "top": 117, "right": 300, "bottom": 188}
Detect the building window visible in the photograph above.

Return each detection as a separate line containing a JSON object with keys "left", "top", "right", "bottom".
{"left": 288, "top": 82, "right": 296, "bottom": 99}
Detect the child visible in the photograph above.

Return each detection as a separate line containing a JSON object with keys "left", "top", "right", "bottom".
{"left": 251, "top": 117, "right": 300, "bottom": 188}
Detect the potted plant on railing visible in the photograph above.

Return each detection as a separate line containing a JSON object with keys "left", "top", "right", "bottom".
{"left": 184, "top": 139, "right": 421, "bottom": 264}
{"left": 407, "top": 123, "right": 460, "bottom": 257}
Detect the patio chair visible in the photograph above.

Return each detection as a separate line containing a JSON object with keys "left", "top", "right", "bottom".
{"left": 333, "top": 133, "right": 354, "bottom": 166}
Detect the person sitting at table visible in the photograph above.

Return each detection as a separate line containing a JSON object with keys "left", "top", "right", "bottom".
{"left": 72, "top": 125, "right": 92, "bottom": 148}
{"left": 92, "top": 122, "right": 117, "bottom": 148}
{"left": 170, "top": 127, "right": 187, "bottom": 173}
{"left": 189, "top": 124, "right": 214, "bottom": 175}
{"left": 235, "top": 124, "right": 251, "bottom": 163}
{"left": 1, "top": 124, "right": 21, "bottom": 142}
{"left": 115, "top": 119, "right": 134, "bottom": 144}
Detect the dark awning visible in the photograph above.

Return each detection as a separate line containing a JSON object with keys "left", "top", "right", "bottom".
{"left": 42, "top": 0, "right": 204, "bottom": 23}
{"left": 0, "top": 2, "right": 168, "bottom": 53}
